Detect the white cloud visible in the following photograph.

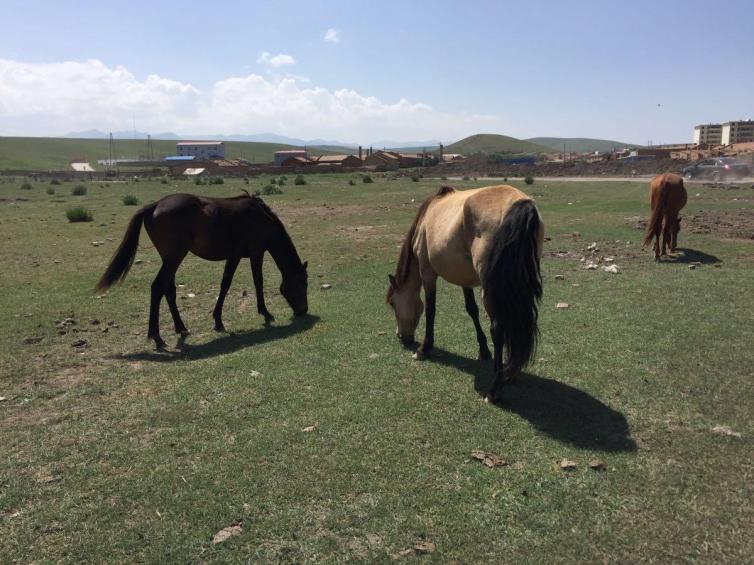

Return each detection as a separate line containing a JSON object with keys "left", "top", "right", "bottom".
{"left": 324, "top": 28, "right": 340, "bottom": 44}
{"left": 256, "top": 52, "right": 296, "bottom": 67}
{"left": 0, "top": 57, "right": 500, "bottom": 141}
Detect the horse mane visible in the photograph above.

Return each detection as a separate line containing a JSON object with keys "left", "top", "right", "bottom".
{"left": 250, "top": 196, "right": 304, "bottom": 269}
{"left": 391, "top": 185, "right": 455, "bottom": 290}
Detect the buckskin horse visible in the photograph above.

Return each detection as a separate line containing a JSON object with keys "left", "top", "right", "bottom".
{"left": 96, "top": 191, "right": 308, "bottom": 349}
{"left": 386, "top": 185, "right": 544, "bottom": 403}
{"left": 643, "top": 172, "right": 688, "bottom": 260}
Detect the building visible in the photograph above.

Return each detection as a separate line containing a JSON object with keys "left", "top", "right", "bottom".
{"left": 364, "top": 150, "right": 401, "bottom": 170}
{"left": 721, "top": 120, "right": 754, "bottom": 145}
{"left": 311, "top": 154, "right": 362, "bottom": 167}
{"left": 693, "top": 124, "right": 722, "bottom": 145}
{"left": 280, "top": 156, "right": 315, "bottom": 168}
{"left": 176, "top": 141, "right": 225, "bottom": 159}
{"left": 274, "top": 150, "right": 308, "bottom": 166}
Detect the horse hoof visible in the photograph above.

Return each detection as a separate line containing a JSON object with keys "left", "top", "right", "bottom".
{"left": 178, "top": 329, "right": 190, "bottom": 337}
{"left": 412, "top": 350, "right": 425, "bottom": 361}
{"left": 484, "top": 392, "right": 500, "bottom": 404}
{"left": 263, "top": 316, "right": 275, "bottom": 325}
{"left": 154, "top": 339, "right": 167, "bottom": 351}
{"left": 214, "top": 323, "right": 225, "bottom": 332}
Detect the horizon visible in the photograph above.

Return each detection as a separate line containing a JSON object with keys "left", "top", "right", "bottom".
{"left": 1, "top": 0, "right": 752, "bottom": 145}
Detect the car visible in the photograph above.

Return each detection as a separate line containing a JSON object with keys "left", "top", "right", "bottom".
{"left": 682, "top": 157, "right": 750, "bottom": 181}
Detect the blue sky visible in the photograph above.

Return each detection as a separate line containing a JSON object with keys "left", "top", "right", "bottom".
{"left": 0, "top": 0, "right": 752, "bottom": 144}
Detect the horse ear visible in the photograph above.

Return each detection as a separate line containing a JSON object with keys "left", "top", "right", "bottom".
{"left": 388, "top": 274, "right": 398, "bottom": 288}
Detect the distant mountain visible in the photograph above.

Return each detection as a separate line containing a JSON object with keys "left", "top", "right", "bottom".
{"left": 65, "top": 129, "right": 180, "bottom": 140}
{"left": 525, "top": 137, "right": 640, "bottom": 153}
{"left": 372, "top": 139, "right": 442, "bottom": 150}
{"left": 445, "top": 134, "right": 551, "bottom": 155}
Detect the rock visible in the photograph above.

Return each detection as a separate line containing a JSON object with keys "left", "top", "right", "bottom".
{"left": 688, "top": 264, "right": 696, "bottom": 270}
{"left": 471, "top": 450, "right": 508, "bottom": 468}
{"left": 588, "top": 459, "right": 606, "bottom": 471}
{"left": 187, "top": 293, "right": 196, "bottom": 298}
{"left": 302, "top": 426, "right": 316, "bottom": 433}
{"left": 604, "top": 257, "right": 615, "bottom": 263}
{"left": 587, "top": 242, "right": 598, "bottom": 251}
{"left": 90, "top": 319, "right": 100, "bottom": 325}
{"left": 711, "top": 425, "right": 741, "bottom": 438}
{"left": 321, "top": 284, "right": 332, "bottom": 290}
{"left": 249, "top": 370, "right": 261, "bottom": 377}
{"left": 0, "top": 396, "right": 8, "bottom": 402}
{"left": 134, "top": 259, "right": 143, "bottom": 265}
{"left": 556, "top": 302, "right": 569, "bottom": 309}
{"left": 71, "top": 339, "right": 87, "bottom": 348}
{"left": 602, "top": 264, "right": 620, "bottom": 274}
{"left": 554, "top": 274, "right": 565, "bottom": 280}
{"left": 413, "top": 541, "right": 436, "bottom": 554}
{"left": 212, "top": 521, "right": 242, "bottom": 544}
{"left": 559, "top": 459, "right": 578, "bottom": 471}
{"left": 23, "top": 336, "right": 43, "bottom": 344}
{"left": 368, "top": 353, "right": 380, "bottom": 359}
{"left": 584, "top": 261, "right": 598, "bottom": 270}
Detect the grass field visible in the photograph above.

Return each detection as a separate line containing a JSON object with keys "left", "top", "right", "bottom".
{"left": 446, "top": 134, "right": 551, "bottom": 155}
{"left": 1, "top": 173, "right": 752, "bottom": 562}
{"left": 0, "top": 137, "right": 340, "bottom": 171}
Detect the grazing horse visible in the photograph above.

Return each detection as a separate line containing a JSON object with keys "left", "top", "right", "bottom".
{"left": 386, "top": 185, "right": 544, "bottom": 403}
{"left": 643, "top": 173, "right": 688, "bottom": 260}
{"left": 96, "top": 191, "right": 308, "bottom": 349}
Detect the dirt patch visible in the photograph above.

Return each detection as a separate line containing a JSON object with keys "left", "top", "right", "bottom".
{"left": 628, "top": 211, "right": 754, "bottom": 240}
{"left": 685, "top": 210, "right": 754, "bottom": 240}
{"left": 547, "top": 235, "right": 644, "bottom": 266}
{"left": 278, "top": 204, "right": 377, "bottom": 222}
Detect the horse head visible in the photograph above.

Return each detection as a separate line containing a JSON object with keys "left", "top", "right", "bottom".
{"left": 386, "top": 274, "right": 423, "bottom": 346}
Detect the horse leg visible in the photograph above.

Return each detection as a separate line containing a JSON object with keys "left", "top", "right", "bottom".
{"left": 250, "top": 254, "right": 274, "bottom": 324}
{"left": 487, "top": 318, "right": 504, "bottom": 402}
{"left": 213, "top": 257, "right": 240, "bottom": 332}
{"left": 661, "top": 216, "right": 670, "bottom": 256}
{"left": 414, "top": 277, "right": 437, "bottom": 360}
{"left": 165, "top": 260, "right": 189, "bottom": 337}
{"left": 463, "top": 287, "right": 491, "bottom": 360}
{"left": 148, "top": 265, "right": 169, "bottom": 349}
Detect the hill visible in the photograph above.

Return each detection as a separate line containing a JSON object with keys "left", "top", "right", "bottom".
{"left": 445, "top": 134, "right": 551, "bottom": 155}
{"left": 0, "top": 137, "right": 341, "bottom": 171}
{"left": 525, "top": 137, "right": 640, "bottom": 153}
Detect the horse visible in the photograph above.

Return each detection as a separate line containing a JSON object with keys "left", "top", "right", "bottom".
{"left": 96, "top": 191, "right": 308, "bottom": 349}
{"left": 643, "top": 172, "right": 688, "bottom": 260}
{"left": 386, "top": 185, "right": 544, "bottom": 403}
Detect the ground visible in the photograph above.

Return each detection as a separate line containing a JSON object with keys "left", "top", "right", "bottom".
{"left": 1, "top": 174, "right": 752, "bottom": 562}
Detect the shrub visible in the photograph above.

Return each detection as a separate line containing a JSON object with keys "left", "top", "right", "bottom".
{"left": 504, "top": 177, "right": 508, "bottom": 182}
{"left": 20, "top": 182, "right": 33, "bottom": 190}
{"left": 277, "top": 178, "right": 286, "bottom": 186}
{"left": 193, "top": 176, "right": 205, "bottom": 185}
{"left": 243, "top": 176, "right": 250, "bottom": 184}
{"left": 269, "top": 178, "right": 277, "bottom": 185}
{"left": 66, "top": 207, "right": 93, "bottom": 222}
{"left": 261, "top": 184, "right": 283, "bottom": 195}
{"left": 524, "top": 175, "right": 534, "bottom": 185}
{"left": 71, "top": 185, "right": 87, "bottom": 195}
{"left": 348, "top": 179, "right": 356, "bottom": 186}
{"left": 462, "top": 176, "right": 470, "bottom": 181}
{"left": 46, "top": 187, "right": 55, "bottom": 195}
{"left": 441, "top": 176, "right": 447, "bottom": 180}
{"left": 210, "top": 176, "right": 224, "bottom": 185}
{"left": 294, "top": 175, "right": 307, "bottom": 185}
{"left": 362, "top": 175, "right": 373, "bottom": 184}
{"left": 50, "top": 179, "right": 62, "bottom": 185}
{"left": 473, "top": 176, "right": 477, "bottom": 181}
{"left": 160, "top": 178, "right": 168, "bottom": 184}
{"left": 279, "top": 175, "right": 287, "bottom": 181}
{"left": 123, "top": 194, "right": 139, "bottom": 206}
{"left": 411, "top": 175, "right": 420, "bottom": 182}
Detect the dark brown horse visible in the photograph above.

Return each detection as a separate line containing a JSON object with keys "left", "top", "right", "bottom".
{"left": 644, "top": 173, "right": 688, "bottom": 260}
{"left": 96, "top": 191, "right": 308, "bottom": 349}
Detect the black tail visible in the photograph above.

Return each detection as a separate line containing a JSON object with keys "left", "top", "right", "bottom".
{"left": 95, "top": 204, "right": 153, "bottom": 291}
{"left": 482, "top": 199, "right": 543, "bottom": 377}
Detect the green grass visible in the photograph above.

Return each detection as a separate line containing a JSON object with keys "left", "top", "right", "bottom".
{"left": 0, "top": 137, "right": 342, "bottom": 171}
{"left": 0, "top": 175, "right": 752, "bottom": 562}
{"left": 65, "top": 206, "right": 93, "bottom": 222}
{"left": 446, "top": 133, "right": 551, "bottom": 155}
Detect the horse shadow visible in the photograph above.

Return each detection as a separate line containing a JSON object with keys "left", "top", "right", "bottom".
{"left": 662, "top": 247, "right": 721, "bottom": 264}
{"left": 428, "top": 348, "right": 636, "bottom": 453}
{"left": 114, "top": 314, "right": 320, "bottom": 363}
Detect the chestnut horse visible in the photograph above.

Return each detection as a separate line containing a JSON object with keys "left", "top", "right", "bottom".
{"left": 96, "top": 191, "right": 308, "bottom": 349}
{"left": 387, "top": 185, "right": 544, "bottom": 403}
{"left": 643, "top": 173, "right": 688, "bottom": 259}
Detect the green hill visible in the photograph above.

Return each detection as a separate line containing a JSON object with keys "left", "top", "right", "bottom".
{"left": 0, "top": 137, "right": 341, "bottom": 171}
{"left": 445, "top": 134, "right": 550, "bottom": 155}
{"left": 525, "top": 137, "right": 640, "bottom": 153}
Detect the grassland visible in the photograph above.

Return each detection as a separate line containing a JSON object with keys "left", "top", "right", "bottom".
{"left": 525, "top": 137, "right": 641, "bottom": 153}
{"left": 0, "top": 137, "right": 340, "bottom": 171}
{"left": 0, "top": 173, "right": 752, "bottom": 562}
{"left": 446, "top": 133, "right": 551, "bottom": 155}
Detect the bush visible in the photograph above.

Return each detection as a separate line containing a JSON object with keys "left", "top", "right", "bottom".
{"left": 279, "top": 175, "right": 287, "bottom": 181}
{"left": 20, "top": 182, "right": 33, "bottom": 190}
{"left": 503, "top": 177, "right": 508, "bottom": 182}
{"left": 243, "top": 176, "right": 250, "bottom": 184}
{"left": 66, "top": 207, "right": 93, "bottom": 222}
{"left": 160, "top": 178, "right": 168, "bottom": 184}
{"left": 209, "top": 176, "right": 224, "bottom": 185}
{"left": 441, "top": 176, "right": 447, "bottom": 181}
{"left": 524, "top": 175, "right": 534, "bottom": 185}
{"left": 123, "top": 194, "right": 139, "bottom": 206}
{"left": 348, "top": 179, "right": 356, "bottom": 186}
{"left": 71, "top": 185, "right": 87, "bottom": 195}
{"left": 50, "top": 179, "right": 62, "bottom": 185}
{"left": 277, "top": 178, "right": 286, "bottom": 186}
{"left": 362, "top": 175, "right": 373, "bottom": 184}
{"left": 261, "top": 184, "right": 283, "bottom": 195}
{"left": 294, "top": 175, "right": 307, "bottom": 186}
{"left": 46, "top": 187, "right": 55, "bottom": 195}
{"left": 269, "top": 178, "right": 277, "bottom": 185}
{"left": 462, "top": 176, "right": 470, "bottom": 181}
{"left": 411, "top": 175, "right": 420, "bottom": 182}
{"left": 193, "top": 176, "right": 205, "bottom": 185}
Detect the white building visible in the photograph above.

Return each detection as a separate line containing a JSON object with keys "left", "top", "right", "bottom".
{"left": 176, "top": 141, "right": 225, "bottom": 159}
{"left": 693, "top": 124, "right": 722, "bottom": 145}
{"left": 721, "top": 120, "right": 754, "bottom": 146}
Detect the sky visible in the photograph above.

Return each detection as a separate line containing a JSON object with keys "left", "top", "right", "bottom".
{"left": 0, "top": 0, "right": 752, "bottom": 145}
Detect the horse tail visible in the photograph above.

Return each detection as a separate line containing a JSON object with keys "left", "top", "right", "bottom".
{"left": 95, "top": 204, "right": 154, "bottom": 291}
{"left": 644, "top": 177, "right": 670, "bottom": 247}
{"left": 482, "top": 199, "right": 543, "bottom": 378}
